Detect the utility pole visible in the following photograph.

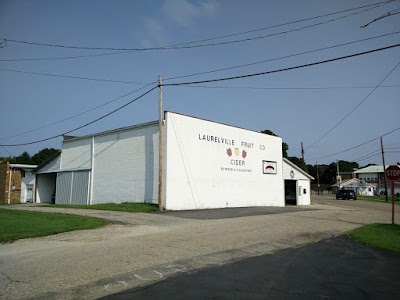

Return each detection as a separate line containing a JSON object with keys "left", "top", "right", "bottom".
{"left": 158, "top": 76, "right": 163, "bottom": 211}
{"left": 316, "top": 161, "right": 320, "bottom": 195}
{"left": 301, "top": 142, "right": 305, "bottom": 171}
{"left": 336, "top": 160, "right": 341, "bottom": 190}
{"left": 381, "top": 136, "right": 388, "bottom": 202}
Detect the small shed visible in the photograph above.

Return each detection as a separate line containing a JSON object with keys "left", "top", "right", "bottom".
{"left": 282, "top": 158, "right": 314, "bottom": 205}
{"left": 331, "top": 178, "right": 376, "bottom": 196}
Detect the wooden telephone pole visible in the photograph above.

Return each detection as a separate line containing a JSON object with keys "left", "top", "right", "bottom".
{"left": 381, "top": 136, "right": 388, "bottom": 202}
{"left": 158, "top": 76, "right": 163, "bottom": 211}
{"left": 301, "top": 142, "right": 305, "bottom": 171}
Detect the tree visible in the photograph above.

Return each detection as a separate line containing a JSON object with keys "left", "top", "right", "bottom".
{"left": 31, "top": 148, "right": 59, "bottom": 165}
{"left": 0, "top": 148, "right": 59, "bottom": 165}
{"left": 15, "top": 151, "right": 32, "bottom": 164}
{"left": 260, "top": 129, "right": 289, "bottom": 158}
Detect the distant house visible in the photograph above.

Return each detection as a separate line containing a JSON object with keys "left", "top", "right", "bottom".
{"left": 353, "top": 165, "right": 386, "bottom": 185}
{"left": 376, "top": 182, "right": 400, "bottom": 196}
{"left": 332, "top": 178, "right": 376, "bottom": 196}
{"left": 338, "top": 171, "right": 354, "bottom": 181}
{"left": 0, "top": 162, "right": 37, "bottom": 204}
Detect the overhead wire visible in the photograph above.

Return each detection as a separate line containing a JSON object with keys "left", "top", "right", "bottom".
{"left": 163, "top": 30, "right": 400, "bottom": 81}
{"left": 305, "top": 59, "right": 400, "bottom": 151}
{"left": 3, "top": 31, "right": 399, "bottom": 84}
{"left": 162, "top": 43, "right": 400, "bottom": 86}
{"left": 0, "top": 82, "right": 156, "bottom": 142}
{"left": 0, "top": 85, "right": 157, "bottom": 147}
{"left": 2, "top": 43, "right": 399, "bottom": 147}
{"left": 0, "top": 1, "right": 390, "bottom": 62}
{"left": 0, "top": 68, "right": 148, "bottom": 85}
{"left": 310, "top": 126, "right": 400, "bottom": 161}
{"left": 176, "top": 84, "right": 400, "bottom": 90}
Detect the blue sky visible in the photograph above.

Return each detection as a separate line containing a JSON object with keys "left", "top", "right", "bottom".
{"left": 0, "top": 0, "right": 399, "bottom": 166}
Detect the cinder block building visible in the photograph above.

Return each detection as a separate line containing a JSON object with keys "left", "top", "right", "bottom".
{"left": 0, "top": 162, "right": 37, "bottom": 204}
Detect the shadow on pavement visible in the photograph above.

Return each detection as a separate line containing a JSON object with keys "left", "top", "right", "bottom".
{"left": 102, "top": 235, "right": 400, "bottom": 300}
{"left": 156, "top": 206, "right": 317, "bottom": 220}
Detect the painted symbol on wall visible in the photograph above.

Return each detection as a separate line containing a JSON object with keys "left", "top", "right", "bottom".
{"left": 227, "top": 148, "right": 248, "bottom": 159}
{"left": 263, "top": 160, "right": 277, "bottom": 175}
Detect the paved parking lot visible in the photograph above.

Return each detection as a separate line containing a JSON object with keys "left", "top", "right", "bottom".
{"left": 104, "top": 235, "right": 400, "bottom": 300}
{"left": 1, "top": 195, "right": 399, "bottom": 299}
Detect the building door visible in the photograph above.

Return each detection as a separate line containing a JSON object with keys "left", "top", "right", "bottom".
{"left": 56, "top": 171, "right": 90, "bottom": 205}
{"left": 26, "top": 184, "right": 34, "bottom": 203}
{"left": 285, "top": 180, "right": 297, "bottom": 205}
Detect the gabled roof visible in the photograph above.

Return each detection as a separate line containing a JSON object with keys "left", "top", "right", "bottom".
{"left": 332, "top": 178, "right": 376, "bottom": 188}
{"left": 353, "top": 165, "right": 385, "bottom": 174}
{"left": 283, "top": 158, "right": 314, "bottom": 180}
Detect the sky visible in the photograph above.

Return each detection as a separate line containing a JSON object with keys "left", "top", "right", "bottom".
{"left": 0, "top": 0, "right": 399, "bottom": 166}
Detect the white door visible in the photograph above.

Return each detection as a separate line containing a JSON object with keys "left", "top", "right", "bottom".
{"left": 26, "top": 184, "right": 34, "bottom": 203}
{"left": 298, "top": 185, "right": 303, "bottom": 205}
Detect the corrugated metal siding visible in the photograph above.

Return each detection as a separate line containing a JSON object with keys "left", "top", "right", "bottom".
{"left": 70, "top": 171, "right": 90, "bottom": 205}
{"left": 56, "top": 172, "right": 72, "bottom": 205}
{"left": 55, "top": 171, "right": 90, "bottom": 205}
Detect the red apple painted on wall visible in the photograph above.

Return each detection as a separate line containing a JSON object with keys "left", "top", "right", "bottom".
{"left": 242, "top": 150, "right": 247, "bottom": 158}
{"left": 227, "top": 148, "right": 232, "bottom": 156}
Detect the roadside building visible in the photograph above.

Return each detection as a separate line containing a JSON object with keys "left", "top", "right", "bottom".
{"left": 353, "top": 165, "right": 386, "bottom": 185}
{"left": 0, "top": 162, "right": 37, "bottom": 204}
{"left": 282, "top": 158, "right": 313, "bottom": 205}
{"left": 331, "top": 178, "right": 376, "bottom": 196}
{"left": 36, "top": 112, "right": 313, "bottom": 210}
{"left": 376, "top": 182, "right": 400, "bottom": 196}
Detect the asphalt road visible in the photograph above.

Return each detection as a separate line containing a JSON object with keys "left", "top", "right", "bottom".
{"left": 0, "top": 195, "right": 399, "bottom": 299}
{"left": 104, "top": 235, "right": 400, "bottom": 300}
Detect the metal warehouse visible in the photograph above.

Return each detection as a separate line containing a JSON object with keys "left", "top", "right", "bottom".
{"left": 35, "top": 112, "right": 312, "bottom": 210}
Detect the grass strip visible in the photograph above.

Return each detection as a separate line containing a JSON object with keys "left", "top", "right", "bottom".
{"left": 0, "top": 209, "right": 109, "bottom": 243}
{"left": 44, "top": 202, "right": 158, "bottom": 213}
{"left": 348, "top": 223, "right": 400, "bottom": 253}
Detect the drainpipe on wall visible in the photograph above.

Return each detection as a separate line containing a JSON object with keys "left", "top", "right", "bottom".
{"left": 7, "top": 165, "right": 12, "bottom": 205}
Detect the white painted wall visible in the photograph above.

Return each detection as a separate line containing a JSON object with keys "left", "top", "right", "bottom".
{"left": 20, "top": 172, "right": 35, "bottom": 203}
{"left": 91, "top": 124, "right": 159, "bottom": 204}
{"left": 296, "top": 179, "right": 311, "bottom": 205}
{"left": 62, "top": 138, "right": 92, "bottom": 170}
{"left": 164, "top": 112, "right": 284, "bottom": 210}
{"left": 282, "top": 159, "right": 312, "bottom": 205}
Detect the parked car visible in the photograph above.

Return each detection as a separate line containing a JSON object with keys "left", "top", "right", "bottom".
{"left": 336, "top": 189, "right": 357, "bottom": 200}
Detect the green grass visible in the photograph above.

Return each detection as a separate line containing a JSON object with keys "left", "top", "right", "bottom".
{"left": 0, "top": 209, "right": 110, "bottom": 243}
{"left": 43, "top": 202, "right": 158, "bottom": 213}
{"left": 349, "top": 223, "right": 400, "bottom": 253}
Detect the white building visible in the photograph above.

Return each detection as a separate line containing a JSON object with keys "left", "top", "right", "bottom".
{"left": 36, "top": 112, "right": 312, "bottom": 209}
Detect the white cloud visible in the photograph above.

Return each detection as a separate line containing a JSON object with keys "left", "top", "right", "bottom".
{"left": 162, "top": 0, "right": 219, "bottom": 28}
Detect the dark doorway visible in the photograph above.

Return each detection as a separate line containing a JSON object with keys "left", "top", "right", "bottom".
{"left": 285, "top": 180, "right": 297, "bottom": 205}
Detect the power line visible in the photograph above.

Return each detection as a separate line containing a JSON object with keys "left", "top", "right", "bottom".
{"left": 0, "top": 83, "right": 156, "bottom": 143}
{"left": 177, "top": 84, "right": 400, "bottom": 90}
{"left": 162, "top": 43, "right": 400, "bottom": 86}
{"left": 0, "top": 1, "right": 389, "bottom": 62}
{"left": 164, "top": 30, "right": 400, "bottom": 81}
{"left": 3, "top": 31, "right": 399, "bottom": 83}
{"left": 305, "top": 59, "right": 400, "bottom": 150}
{"left": 1, "top": 145, "right": 12, "bottom": 157}
{"left": 0, "top": 68, "right": 148, "bottom": 85}
{"left": 310, "top": 126, "right": 400, "bottom": 161}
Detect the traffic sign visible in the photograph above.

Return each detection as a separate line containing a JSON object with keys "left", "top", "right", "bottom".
{"left": 386, "top": 165, "right": 400, "bottom": 181}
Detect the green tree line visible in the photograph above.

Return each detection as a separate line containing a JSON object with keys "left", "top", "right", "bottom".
{"left": 0, "top": 148, "right": 59, "bottom": 166}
